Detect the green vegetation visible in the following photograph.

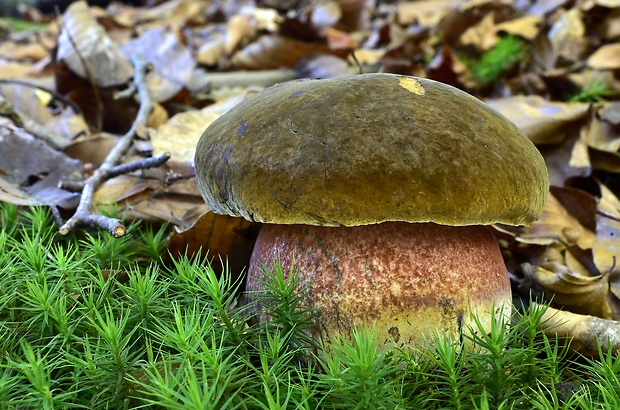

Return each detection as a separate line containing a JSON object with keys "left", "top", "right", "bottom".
{"left": 566, "top": 78, "right": 616, "bottom": 103}
{"left": 465, "top": 35, "right": 525, "bottom": 87}
{"left": 1, "top": 203, "right": 619, "bottom": 408}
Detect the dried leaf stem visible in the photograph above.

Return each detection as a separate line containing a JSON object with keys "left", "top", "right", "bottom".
{"left": 59, "top": 55, "right": 167, "bottom": 237}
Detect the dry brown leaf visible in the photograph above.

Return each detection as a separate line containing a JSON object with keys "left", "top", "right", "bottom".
{"left": 93, "top": 174, "right": 210, "bottom": 228}
{"left": 512, "top": 188, "right": 596, "bottom": 249}
{"left": 64, "top": 134, "right": 118, "bottom": 168}
{"left": 536, "top": 303, "right": 620, "bottom": 357}
{"left": 337, "top": 0, "right": 375, "bottom": 31}
{"left": 167, "top": 211, "right": 258, "bottom": 275}
{"left": 226, "top": 15, "right": 255, "bottom": 55}
{"left": 536, "top": 129, "right": 588, "bottom": 187}
{"left": 593, "top": 184, "right": 620, "bottom": 274}
{"left": 523, "top": 260, "right": 618, "bottom": 319}
{"left": 295, "top": 53, "right": 351, "bottom": 79}
{"left": 396, "top": 0, "right": 459, "bottom": 27}
{"left": 110, "top": 0, "right": 208, "bottom": 28}
{"left": 459, "top": 12, "right": 498, "bottom": 51}
{"left": 151, "top": 93, "right": 249, "bottom": 168}
{"left": 598, "top": 9, "right": 620, "bottom": 40}
{"left": 230, "top": 35, "right": 348, "bottom": 69}
{"left": 569, "top": 124, "right": 592, "bottom": 172}
{"left": 485, "top": 95, "right": 589, "bottom": 145}
{"left": 495, "top": 15, "right": 542, "bottom": 40}
{"left": 0, "top": 62, "right": 37, "bottom": 78}
{"left": 587, "top": 43, "right": 620, "bottom": 70}
{"left": 94, "top": 174, "right": 162, "bottom": 204}
{"left": 120, "top": 28, "right": 195, "bottom": 102}
{"left": 0, "top": 117, "right": 82, "bottom": 209}
{"left": 582, "top": 102, "right": 620, "bottom": 153}
{"left": 581, "top": 0, "right": 620, "bottom": 9}
{"left": 322, "top": 27, "right": 358, "bottom": 49}
{"left": 0, "top": 83, "right": 53, "bottom": 126}
{"left": 196, "top": 32, "right": 227, "bottom": 66}
{"left": 0, "top": 83, "right": 88, "bottom": 145}
{"left": 57, "top": 1, "right": 134, "bottom": 87}
{"left": 526, "top": 0, "right": 571, "bottom": 16}
{"left": 0, "top": 41, "right": 49, "bottom": 61}
{"left": 252, "top": 8, "right": 283, "bottom": 32}
{"left": 310, "top": 1, "right": 342, "bottom": 31}
{"left": 547, "top": 8, "right": 585, "bottom": 62}
{"left": 530, "top": 29, "right": 556, "bottom": 72}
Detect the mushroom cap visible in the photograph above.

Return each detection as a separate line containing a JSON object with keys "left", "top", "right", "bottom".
{"left": 194, "top": 73, "right": 549, "bottom": 227}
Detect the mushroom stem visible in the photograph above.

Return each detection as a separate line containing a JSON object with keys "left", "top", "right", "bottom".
{"left": 247, "top": 222, "right": 512, "bottom": 346}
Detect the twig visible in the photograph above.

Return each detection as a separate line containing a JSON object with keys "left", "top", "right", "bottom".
{"left": 597, "top": 209, "right": 620, "bottom": 223}
{"left": 60, "top": 153, "right": 171, "bottom": 192}
{"left": 55, "top": 8, "right": 104, "bottom": 129}
{"left": 59, "top": 55, "right": 164, "bottom": 237}
{"left": 0, "top": 78, "right": 83, "bottom": 114}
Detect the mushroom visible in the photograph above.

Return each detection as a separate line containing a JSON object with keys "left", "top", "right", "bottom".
{"left": 194, "top": 73, "right": 549, "bottom": 346}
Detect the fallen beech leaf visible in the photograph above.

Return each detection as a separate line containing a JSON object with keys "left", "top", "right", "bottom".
{"left": 547, "top": 8, "right": 585, "bottom": 62}
{"left": 587, "top": 43, "right": 620, "bottom": 69}
{"left": 167, "top": 211, "right": 258, "bottom": 276}
{"left": 196, "top": 31, "right": 227, "bottom": 66}
{"left": 582, "top": 0, "right": 620, "bottom": 9}
{"left": 0, "top": 40, "right": 49, "bottom": 61}
{"left": 509, "top": 188, "right": 595, "bottom": 249}
{"left": 310, "top": 1, "right": 342, "bottom": 31}
{"left": 459, "top": 12, "right": 498, "bottom": 51}
{"left": 150, "top": 93, "right": 249, "bottom": 169}
{"left": 57, "top": 1, "right": 133, "bottom": 87}
{"left": 93, "top": 173, "right": 210, "bottom": 228}
{"left": 599, "top": 9, "right": 620, "bottom": 40}
{"left": 93, "top": 174, "right": 162, "bottom": 204}
{"left": 593, "top": 185, "right": 620, "bottom": 274}
{"left": 0, "top": 117, "right": 81, "bottom": 209}
{"left": 120, "top": 28, "right": 195, "bottom": 102}
{"left": 225, "top": 15, "right": 255, "bottom": 54}
{"left": 252, "top": 8, "right": 282, "bottom": 32}
{"left": 230, "top": 35, "right": 348, "bottom": 69}
{"left": 295, "top": 53, "right": 351, "bottom": 79}
{"left": 0, "top": 62, "right": 33, "bottom": 78}
{"left": 523, "top": 260, "right": 620, "bottom": 319}
{"left": 536, "top": 303, "right": 620, "bottom": 357}
{"left": 495, "top": 15, "right": 542, "bottom": 40}
{"left": 582, "top": 102, "right": 620, "bottom": 153}
{"left": 396, "top": 0, "right": 459, "bottom": 27}
{"left": 485, "top": 95, "right": 588, "bottom": 145}
{"left": 322, "top": 27, "right": 358, "bottom": 50}
{"left": 65, "top": 134, "right": 118, "bottom": 168}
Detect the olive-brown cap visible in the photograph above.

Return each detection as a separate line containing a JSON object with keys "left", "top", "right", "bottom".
{"left": 194, "top": 73, "right": 549, "bottom": 227}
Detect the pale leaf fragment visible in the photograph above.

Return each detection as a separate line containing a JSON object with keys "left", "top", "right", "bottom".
{"left": 536, "top": 303, "right": 620, "bottom": 357}
{"left": 524, "top": 261, "right": 619, "bottom": 319}
{"left": 593, "top": 185, "right": 620, "bottom": 274}
{"left": 57, "top": 1, "right": 133, "bottom": 87}
{"left": 587, "top": 43, "right": 620, "bottom": 70}
{"left": 547, "top": 8, "right": 585, "bottom": 61}
{"left": 151, "top": 93, "right": 250, "bottom": 166}
{"left": 459, "top": 12, "right": 498, "bottom": 51}
{"left": 485, "top": 95, "right": 588, "bottom": 145}
{"left": 513, "top": 190, "right": 595, "bottom": 249}
{"left": 495, "top": 15, "right": 542, "bottom": 41}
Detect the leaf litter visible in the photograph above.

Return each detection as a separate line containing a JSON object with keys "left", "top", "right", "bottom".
{"left": 2, "top": 0, "right": 620, "bottom": 355}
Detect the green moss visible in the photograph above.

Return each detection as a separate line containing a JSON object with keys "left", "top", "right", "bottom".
{"left": 465, "top": 35, "right": 526, "bottom": 87}
{"left": 0, "top": 203, "right": 618, "bottom": 408}
{"left": 566, "top": 78, "right": 616, "bottom": 103}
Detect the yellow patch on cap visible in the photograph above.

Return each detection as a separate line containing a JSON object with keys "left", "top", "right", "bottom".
{"left": 398, "top": 77, "right": 425, "bottom": 95}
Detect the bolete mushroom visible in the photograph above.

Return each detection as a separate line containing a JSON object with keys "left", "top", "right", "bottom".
{"left": 194, "top": 73, "right": 548, "bottom": 346}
